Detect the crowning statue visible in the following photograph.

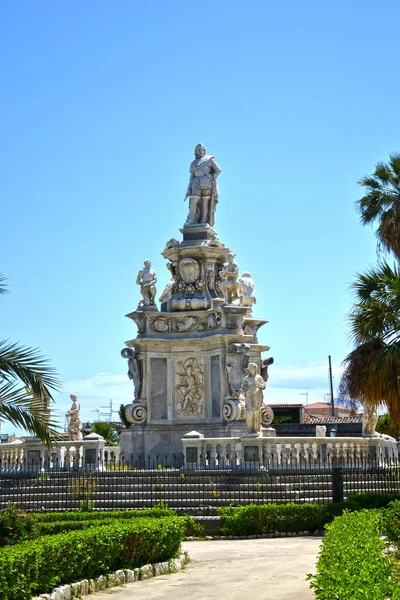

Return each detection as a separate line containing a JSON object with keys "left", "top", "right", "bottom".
{"left": 240, "top": 363, "right": 267, "bottom": 435}
{"left": 136, "top": 260, "right": 157, "bottom": 308}
{"left": 184, "top": 143, "right": 221, "bottom": 226}
{"left": 67, "top": 394, "right": 83, "bottom": 441}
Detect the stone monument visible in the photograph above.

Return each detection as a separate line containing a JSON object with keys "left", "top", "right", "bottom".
{"left": 121, "top": 144, "right": 274, "bottom": 464}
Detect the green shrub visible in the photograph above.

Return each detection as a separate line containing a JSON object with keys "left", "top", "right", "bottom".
{"left": 218, "top": 503, "right": 337, "bottom": 536}
{"left": 0, "top": 505, "right": 36, "bottom": 547}
{"left": 0, "top": 516, "right": 185, "bottom": 600}
{"left": 384, "top": 500, "right": 400, "bottom": 555}
{"left": 348, "top": 492, "right": 400, "bottom": 510}
{"left": 308, "top": 510, "right": 400, "bottom": 599}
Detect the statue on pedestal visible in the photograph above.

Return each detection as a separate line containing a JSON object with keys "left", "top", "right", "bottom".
{"left": 184, "top": 144, "right": 221, "bottom": 226}
{"left": 121, "top": 347, "right": 141, "bottom": 400}
{"left": 220, "top": 253, "right": 239, "bottom": 304}
{"left": 238, "top": 272, "right": 257, "bottom": 315}
{"left": 362, "top": 404, "right": 379, "bottom": 437}
{"left": 136, "top": 260, "right": 157, "bottom": 308}
{"left": 240, "top": 363, "right": 266, "bottom": 435}
{"left": 67, "top": 394, "right": 83, "bottom": 441}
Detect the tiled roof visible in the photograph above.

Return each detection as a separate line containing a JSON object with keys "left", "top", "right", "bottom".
{"left": 304, "top": 416, "right": 363, "bottom": 424}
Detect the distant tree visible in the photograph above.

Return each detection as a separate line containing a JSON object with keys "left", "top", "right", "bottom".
{"left": 357, "top": 153, "right": 400, "bottom": 260}
{"left": 376, "top": 413, "right": 400, "bottom": 439}
{"left": 85, "top": 421, "right": 119, "bottom": 446}
{"left": 0, "top": 275, "right": 60, "bottom": 447}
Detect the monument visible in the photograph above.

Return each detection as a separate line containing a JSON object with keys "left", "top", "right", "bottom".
{"left": 120, "top": 144, "right": 274, "bottom": 465}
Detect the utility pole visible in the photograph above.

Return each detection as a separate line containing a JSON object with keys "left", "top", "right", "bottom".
{"left": 90, "top": 408, "right": 100, "bottom": 422}
{"left": 300, "top": 391, "right": 308, "bottom": 405}
{"left": 329, "top": 355, "right": 335, "bottom": 417}
{"left": 100, "top": 399, "right": 119, "bottom": 422}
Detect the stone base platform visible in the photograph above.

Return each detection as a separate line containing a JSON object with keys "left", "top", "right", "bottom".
{"left": 120, "top": 422, "right": 247, "bottom": 467}
{"left": 181, "top": 434, "right": 398, "bottom": 468}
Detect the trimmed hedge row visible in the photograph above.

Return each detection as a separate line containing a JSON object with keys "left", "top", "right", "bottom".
{"left": 218, "top": 502, "right": 345, "bottom": 535}
{"left": 0, "top": 516, "right": 186, "bottom": 600}
{"left": 34, "top": 506, "right": 174, "bottom": 522}
{"left": 217, "top": 494, "right": 400, "bottom": 536}
{"left": 0, "top": 506, "right": 174, "bottom": 546}
{"left": 308, "top": 510, "right": 400, "bottom": 599}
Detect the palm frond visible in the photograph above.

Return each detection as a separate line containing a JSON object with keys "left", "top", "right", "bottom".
{"left": 0, "top": 340, "right": 60, "bottom": 397}
{"left": 0, "top": 380, "right": 62, "bottom": 447}
{"left": 0, "top": 274, "right": 8, "bottom": 295}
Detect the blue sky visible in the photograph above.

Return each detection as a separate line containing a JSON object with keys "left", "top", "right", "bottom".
{"left": 1, "top": 1, "right": 399, "bottom": 431}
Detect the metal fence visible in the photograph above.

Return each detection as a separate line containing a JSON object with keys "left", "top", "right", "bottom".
{"left": 0, "top": 455, "right": 399, "bottom": 514}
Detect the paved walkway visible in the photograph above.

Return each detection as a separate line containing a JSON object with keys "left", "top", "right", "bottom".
{"left": 91, "top": 537, "right": 321, "bottom": 600}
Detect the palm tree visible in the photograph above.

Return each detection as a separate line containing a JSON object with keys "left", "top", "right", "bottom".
{"left": 339, "top": 262, "right": 400, "bottom": 424}
{"left": 0, "top": 275, "right": 60, "bottom": 447}
{"left": 357, "top": 153, "right": 400, "bottom": 260}
{"left": 84, "top": 421, "right": 119, "bottom": 446}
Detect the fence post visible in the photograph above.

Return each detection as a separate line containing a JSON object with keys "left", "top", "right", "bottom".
{"left": 332, "top": 466, "right": 344, "bottom": 503}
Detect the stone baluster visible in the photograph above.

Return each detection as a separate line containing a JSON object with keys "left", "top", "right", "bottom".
{"left": 342, "top": 443, "right": 348, "bottom": 463}
{"left": 210, "top": 444, "right": 217, "bottom": 468}
{"left": 264, "top": 442, "right": 273, "bottom": 467}
{"left": 303, "top": 443, "right": 310, "bottom": 464}
{"left": 281, "top": 444, "right": 291, "bottom": 465}
{"left": 348, "top": 443, "right": 355, "bottom": 463}
{"left": 311, "top": 442, "right": 318, "bottom": 462}
{"left": 200, "top": 441, "right": 207, "bottom": 467}
{"left": 275, "top": 443, "right": 282, "bottom": 465}
{"left": 219, "top": 442, "right": 228, "bottom": 467}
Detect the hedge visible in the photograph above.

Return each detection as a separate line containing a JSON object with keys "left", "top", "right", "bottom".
{"left": 384, "top": 500, "right": 400, "bottom": 555}
{"left": 217, "top": 494, "right": 400, "bottom": 536}
{"left": 218, "top": 502, "right": 345, "bottom": 536}
{"left": 308, "top": 510, "right": 400, "bottom": 599}
{"left": 0, "top": 505, "right": 174, "bottom": 546}
{"left": 33, "top": 506, "right": 174, "bottom": 522}
{"left": 0, "top": 516, "right": 186, "bottom": 600}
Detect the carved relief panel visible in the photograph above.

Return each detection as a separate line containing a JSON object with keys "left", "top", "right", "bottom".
{"left": 175, "top": 357, "right": 205, "bottom": 419}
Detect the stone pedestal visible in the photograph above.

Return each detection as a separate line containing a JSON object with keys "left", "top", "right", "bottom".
{"left": 121, "top": 223, "right": 273, "bottom": 464}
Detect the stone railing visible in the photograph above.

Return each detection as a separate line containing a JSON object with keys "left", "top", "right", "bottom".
{"left": 0, "top": 433, "right": 105, "bottom": 472}
{"left": 181, "top": 434, "right": 398, "bottom": 468}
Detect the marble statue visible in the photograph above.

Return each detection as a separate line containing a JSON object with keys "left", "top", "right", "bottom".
{"left": 239, "top": 362, "right": 267, "bottom": 435}
{"left": 184, "top": 143, "right": 221, "bottom": 226}
{"left": 219, "top": 253, "right": 239, "bottom": 304}
{"left": 238, "top": 272, "right": 257, "bottom": 314}
{"left": 136, "top": 260, "right": 157, "bottom": 307}
{"left": 121, "top": 348, "right": 141, "bottom": 400}
{"left": 362, "top": 403, "right": 379, "bottom": 437}
{"left": 159, "top": 262, "right": 176, "bottom": 304}
{"left": 67, "top": 394, "right": 83, "bottom": 441}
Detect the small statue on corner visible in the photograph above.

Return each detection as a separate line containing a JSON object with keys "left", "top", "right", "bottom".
{"left": 136, "top": 260, "right": 157, "bottom": 308}
{"left": 67, "top": 394, "right": 83, "bottom": 441}
{"left": 239, "top": 363, "right": 267, "bottom": 436}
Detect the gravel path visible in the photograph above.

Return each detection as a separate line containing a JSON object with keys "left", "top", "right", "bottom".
{"left": 90, "top": 537, "right": 321, "bottom": 600}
